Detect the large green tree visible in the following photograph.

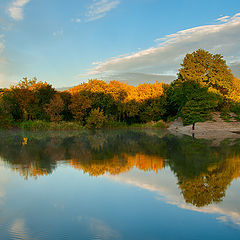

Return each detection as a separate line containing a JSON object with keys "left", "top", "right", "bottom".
{"left": 165, "top": 49, "right": 235, "bottom": 123}
{"left": 178, "top": 49, "right": 234, "bottom": 95}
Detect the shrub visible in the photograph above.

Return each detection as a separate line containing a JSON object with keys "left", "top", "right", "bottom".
{"left": 86, "top": 108, "right": 107, "bottom": 129}
{"left": 230, "top": 103, "right": 240, "bottom": 115}
{"left": 153, "top": 120, "right": 167, "bottom": 128}
{"left": 0, "top": 114, "right": 14, "bottom": 129}
{"left": 20, "top": 120, "right": 50, "bottom": 130}
{"left": 220, "top": 112, "right": 231, "bottom": 122}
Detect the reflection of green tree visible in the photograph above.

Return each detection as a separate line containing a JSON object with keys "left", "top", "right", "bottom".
{"left": 179, "top": 165, "right": 233, "bottom": 207}
{"left": 167, "top": 138, "right": 240, "bottom": 207}
{"left": 166, "top": 135, "right": 223, "bottom": 178}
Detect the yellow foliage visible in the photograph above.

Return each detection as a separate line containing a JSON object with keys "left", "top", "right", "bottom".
{"left": 22, "top": 137, "right": 28, "bottom": 146}
{"left": 70, "top": 153, "right": 164, "bottom": 176}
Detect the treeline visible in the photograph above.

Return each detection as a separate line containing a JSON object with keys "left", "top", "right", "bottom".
{"left": 0, "top": 78, "right": 167, "bottom": 128}
{"left": 1, "top": 49, "right": 240, "bottom": 128}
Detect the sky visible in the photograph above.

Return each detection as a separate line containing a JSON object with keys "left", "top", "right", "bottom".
{"left": 0, "top": 0, "right": 240, "bottom": 88}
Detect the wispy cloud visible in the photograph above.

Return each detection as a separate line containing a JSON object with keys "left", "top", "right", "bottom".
{"left": 0, "top": 35, "right": 4, "bottom": 54}
{"left": 217, "top": 16, "right": 230, "bottom": 23}
{"left": 84, "top": 13, "right": 240, "bottom": 82}
{"left": 86, "top": 0, "right": 120, "bottom": 22}
{"left": 0, "top": 35, "right": 7, "bottom": 65}
{"left": 71, "top": 18, "right": 81, "bottom": 23}
{"left": 52, "top": 30, "right": 64, "bottom": 37}
{"left": 8, "top": 0, "right": 31, "bottom": 21}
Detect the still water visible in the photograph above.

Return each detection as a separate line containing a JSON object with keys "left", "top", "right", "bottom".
{"left": 0, "top": 129, "right": 240, "bottom": 240}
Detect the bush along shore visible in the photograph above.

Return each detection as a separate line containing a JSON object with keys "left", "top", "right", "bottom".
{"left": 1, "top": 49, "right": 240, "bottom": 130}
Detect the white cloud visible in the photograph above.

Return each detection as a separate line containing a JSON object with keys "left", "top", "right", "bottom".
{"left": 217, "top": 16, "right": 230, "bottom": 23}
{"left": 86, "top": 0, "right": 120, "bottom": 22}
{"left": 8, "top": 0, "right": 31, "bottom": 21}
{"left": 85, "top": 13, "right": 240, "bottom": 82}
{"left": 71, "top": 18, "right": 81, "bottom": 23}
{"left": 75, "top": 18, "right": 81, "bottom": 23}
{"left": 52, "top": 30, "right": 64, "bottom": 37}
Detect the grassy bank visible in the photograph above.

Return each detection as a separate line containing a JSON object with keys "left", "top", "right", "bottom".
{"left": 0, "top": 119, "right": 168, "bottom": 131}
{"left": 19, "top": 120, "right": 85, "bottom": 130}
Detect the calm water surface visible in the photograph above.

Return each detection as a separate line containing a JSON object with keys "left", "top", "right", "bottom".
{"left": 0, "top": 129, "right": 240, "bottom": 240}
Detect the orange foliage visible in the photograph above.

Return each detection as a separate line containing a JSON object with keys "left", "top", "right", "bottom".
{"left": 69, "top": 79, "right": 165, "bottom": 103}
{"left": 228, "top": 77, "right": 240, "bottom": 103}
{"left": 69, "top": 153, "right": 164, "bottom": 176}
{"left": 125, "top": 153, "right": 164, "bottom": 173}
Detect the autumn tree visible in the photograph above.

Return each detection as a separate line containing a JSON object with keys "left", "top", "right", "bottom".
{"left": 106, "top": 81, "right": 128, "bottom": 121}
{"left": 45, "top": 94, "right": 64, "bottom": 121}
{"left": 69, "top": 91, "right": 92, "bottom": 123}
{"left": 0, "top": 89, "right": 23, "bottom": 120}
{"left": 8, "top": 77, "right": 56, "bottom": 120}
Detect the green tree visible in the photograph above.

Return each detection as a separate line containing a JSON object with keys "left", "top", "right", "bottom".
{"left": 58, "top": 91, "right": 73, "bottom": 121}
{"left": 178, "top": 49, "right": 234, "bottom": 95}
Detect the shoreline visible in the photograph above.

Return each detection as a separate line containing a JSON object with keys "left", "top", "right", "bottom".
{"left": 168, "top": 113, "right": 240, "bottom": 143}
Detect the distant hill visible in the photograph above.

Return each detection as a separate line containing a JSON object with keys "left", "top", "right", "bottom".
{"left": 56, "top": 73, "right": 176, "bottom": 91}
{"left": 230, "top": 63, "right": 240, "bottom": 78}
{"left": 56, "top": 87, "right": 71, "bottom": 91}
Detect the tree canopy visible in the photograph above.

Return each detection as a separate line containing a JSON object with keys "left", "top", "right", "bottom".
{"left": 178, "top": 49, "right": 234, "bottom": 95}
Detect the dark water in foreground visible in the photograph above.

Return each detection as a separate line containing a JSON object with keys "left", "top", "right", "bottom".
{"left": 0, "top": 129, "right": 240, "bottom": 240}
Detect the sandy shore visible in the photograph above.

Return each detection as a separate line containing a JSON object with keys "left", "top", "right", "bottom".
{"left": 168, "top": 112, "right": 240, "bottom": 144}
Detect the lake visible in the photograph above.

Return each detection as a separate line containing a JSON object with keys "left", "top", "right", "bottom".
{"left": 0, "top": 129, "right": 240, "bottom": 240}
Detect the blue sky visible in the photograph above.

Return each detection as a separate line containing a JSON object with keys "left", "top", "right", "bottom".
{"left": 0, "top": 0, "right": 240, "bottom": 88}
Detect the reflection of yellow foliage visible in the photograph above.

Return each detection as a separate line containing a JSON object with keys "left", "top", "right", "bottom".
{"left": 179, "top": 154, "right": 240, "bottom": 207}
{"left": 22, "top": 137, "right": 28, "bottom": 146}
{"left": 70, "top": 155, "right": 131, "bottom": 176}
{"left": 12, "top": 165, "right": 49, "bottom": 180}
{"left": 125, "top": 154, "right": 164, "bottom": 173}
{"left": 207, "top": 164, "right": 218, "bottom": 172}
{"left": 70, "top": 153, "right": 164, "bottom": 176}
{"left": 225, "top": 154, "right": 240, "bottom": 180}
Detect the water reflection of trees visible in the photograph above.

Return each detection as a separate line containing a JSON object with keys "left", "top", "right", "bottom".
{"left": 0, "top": 130, "right": 240, "bottom": 207}
{"left": 0, "top": 130, "right": 167, "bottom": 179}
{"left": 166, "top": 136, "right": 240, "bottom": 207}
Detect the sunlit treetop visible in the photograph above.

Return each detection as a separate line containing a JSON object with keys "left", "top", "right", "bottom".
{"left": 12, "top": 77, "right": 52, "bottom": 91}
{"left": 178, "top": 49, "right": 234, "bottom": 95}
